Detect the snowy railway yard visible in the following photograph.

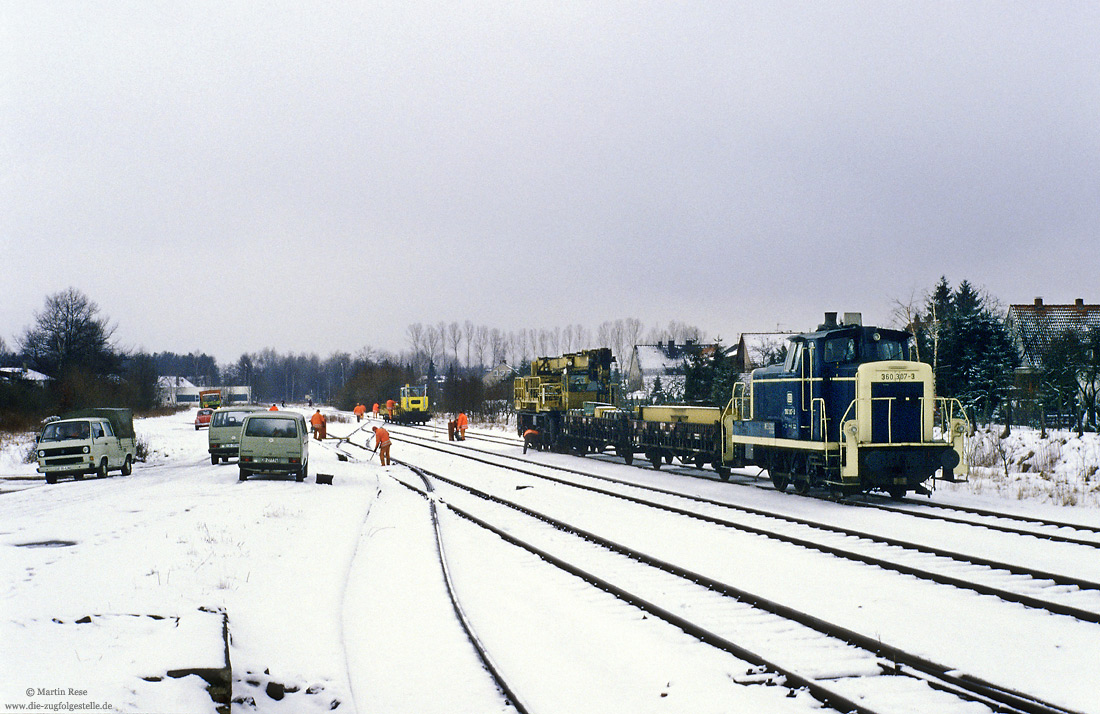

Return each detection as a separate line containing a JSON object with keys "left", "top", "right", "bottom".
{"left": 2, "top": 410, "right": 1100, "bottom": 714}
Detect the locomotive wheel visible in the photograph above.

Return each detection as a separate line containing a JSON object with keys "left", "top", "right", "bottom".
{"left": 794, "top": 478, "right": 810, "bottom": 495}
{"left": 770, "top": 472, "right": 789, "bottom": 492}
{"left": 715, "top": 466, "right": 731, "bottom": 481}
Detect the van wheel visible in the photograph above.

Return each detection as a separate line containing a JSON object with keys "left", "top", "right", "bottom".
{"left": 295, "top": 470, "right": 305, "bottom": 482}
{"left": 211, "top": 454, "right": 219, "bottom": 466}
{"left": 239, "top": 469, "right": 250, "bottom": 482}
{"left": 121, "top": 456, "right": 132, "bottom": 476}
{"left": 97, "top": 460, "right": 109, "bottom": 479}
{"left": 46, "top": 474, "right": 57, "bottom": 484}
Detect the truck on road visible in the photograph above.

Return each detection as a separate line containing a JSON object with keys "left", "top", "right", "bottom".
{"left": 36, "top": 408, "right": 137, "bottom": 484}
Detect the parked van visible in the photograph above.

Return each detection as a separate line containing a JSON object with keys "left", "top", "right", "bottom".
{"left": 36, "top": 408, "right": 136, "bottom": 484}
{"left": 237, "top": 411, "right": 309, "bottom": 482}
{"left": 207, "top": 405, "right": 265, "bottom": 465}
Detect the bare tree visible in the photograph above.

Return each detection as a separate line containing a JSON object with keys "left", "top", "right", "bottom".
{"left": 891, "top": 292, "right": 925, "bottom": 362}
{"left": 517, "top": 330, "right": 529, "bottom": 364}
{"left": 473, "top": 325, "right": 489, "bottom": 369}
{"left": 19, "top": 288, "right": 119, "bottom": 377}
{"left": 490, "top": 328, "right": 505, "bottom": 365}
{"left": 463, "top": 320, "right": 476, "bottom": 368}
{"left": 574, "top": 324, "right": 590, "bottom": 351}
{"left": 623, "top": 318, "right": 643, "bottom": 354}
{"left": 447, "top": 321, "right": 462, "bottom": 368}
{"left": 426, "top": 323, "right": 445, "bottom": 371}
{"left": 405, "top": 323, "right": 426, "bottom": 372}
{"left": 562, "top": 324, "right": 574, "bottom": 353}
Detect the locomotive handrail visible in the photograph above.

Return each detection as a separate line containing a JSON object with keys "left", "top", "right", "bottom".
{"left": 809, "top": 397, "right": 828, "bottom": 441}
{"left": 838, "top": 395, "right": 969, "bottom": 446}
{"left": 731, "top": 381, "right": 752, "bottom": 421}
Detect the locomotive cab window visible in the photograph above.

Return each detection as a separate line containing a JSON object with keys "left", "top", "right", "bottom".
{"left": 869, "top": 335, "right": 908, "bottom": 361}
{"left": 783, "top": 342, "right": 804, "bottom": 373}
{"left": 824, "top": 336, "right": 856, "bottom": 364}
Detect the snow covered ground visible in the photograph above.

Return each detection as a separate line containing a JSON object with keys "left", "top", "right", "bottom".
{"left": 1, "top": 409, "right": 1098, "bottom": 713}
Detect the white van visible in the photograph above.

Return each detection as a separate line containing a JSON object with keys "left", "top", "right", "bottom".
{"left": 237, "top": 412, "right": 309, "bottom": 482}
{"left": 208, "top": 406, "right": 266, "bottom": 464}
{"left": 36, "top": 408, "right": 136, "bottom": 484}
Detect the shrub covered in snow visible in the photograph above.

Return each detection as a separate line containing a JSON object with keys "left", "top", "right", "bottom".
{"left": 948, "top": 426, "right": 1100, "bottom": 506}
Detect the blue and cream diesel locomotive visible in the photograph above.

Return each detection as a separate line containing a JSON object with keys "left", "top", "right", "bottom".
{"left": 514, "top": 312, "right": 969, "bottom": 498}
{"left": 722, "top": 312, "right": 969, "bottom": 497}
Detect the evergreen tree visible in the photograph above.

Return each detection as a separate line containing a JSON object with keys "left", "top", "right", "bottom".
{"left": 684, "top": 342, "right": 739, "bottom": 407}
{"left": 917, "top": 278, "right": 1017, "bottom": 424}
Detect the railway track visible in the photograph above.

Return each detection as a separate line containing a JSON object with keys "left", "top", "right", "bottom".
{"left": 377, "top": 428, "right": 1100, "bottom": 624}
{"left": 390, "top": 419, "right": 1100, "bottom": 549}
{"left": 390, "top": 458, "right": 1084, "bottom": 714}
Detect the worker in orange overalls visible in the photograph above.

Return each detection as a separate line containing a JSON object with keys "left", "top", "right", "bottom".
{"left": 386, "top": 399, "right": 396, "bottom": 420}
{"left": 353, "top": 403, "right": 366, "bottom": 422}
{"left": 310, "top": 410, "right": 326, "bottom": 440}
{"left": 372, "top": 403, "right": 379, "bottom": 418}
{"left": 268, "top": 403, "right": 279, "bottom": 411}
{"left": 523, "top": 428, "right": 541, "bottom": 454}
{"left": 456, "top": 411, "right": 468, "bottom": 440}
{"left": 371, "top": 426, "right": 391, "bottom": 466}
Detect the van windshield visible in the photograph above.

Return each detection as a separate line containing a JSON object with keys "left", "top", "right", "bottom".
{"left": 245, "top": 418, "right": 298, "bottom": 438}
{"left": 41, "top": 421, "right": 90, "bottom": 442}
{"left": 213, "top": 411, "right": 254, "bottom": 428}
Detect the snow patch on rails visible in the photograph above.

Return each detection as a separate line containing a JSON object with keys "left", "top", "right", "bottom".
{"left": 395, "top": 460, "right": 1079, "bottom": 714}
{"left": 846, "top": 497, "right": 1100, "bottom": 549}
{"left": 389, "top": 429, "right": 1100, "bottom": 624}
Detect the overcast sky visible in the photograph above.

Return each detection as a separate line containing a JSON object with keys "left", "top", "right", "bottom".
{"left": 3, "top": 2, "right": 1099, "bottom": 363}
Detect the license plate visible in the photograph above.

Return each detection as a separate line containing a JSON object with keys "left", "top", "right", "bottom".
{"left": 260, "top": 457, "right": 281, "bottom": 463}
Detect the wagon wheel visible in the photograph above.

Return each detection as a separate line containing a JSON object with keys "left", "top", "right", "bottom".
{"left": 770, "top": 471, "right": 789, "bottom": 492}
{"left": 888, "top": 485, "right": 907, "bottom": 500}
{"left": 694, "top": 455, "right": 706, "bottom": 469}
{"left": 649, "top": 452, "right": 663, "bottom": 470}
{"left": 794, "top": 478, "right": 810, "bottom": 495}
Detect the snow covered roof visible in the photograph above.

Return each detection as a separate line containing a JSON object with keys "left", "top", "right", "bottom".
{"left": 1006, "top": 298, "right": 1100, "bottom": 370}
{"left": 625, "top": 342, "right": 715, "bottom": 399}
{"left": 0, "top": 367, "right": 50, "bottom": 382}
{"left": 738, "top": 332, "right": 797, "bottom": 369}
{"left": 157, "top": 375, "right": 199, "bottom": 390}
{"left": 483, "top": 361, "right": 518, "bottom": 386}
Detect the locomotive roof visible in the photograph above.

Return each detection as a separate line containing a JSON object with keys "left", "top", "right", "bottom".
{"left": 795, "top": 323, "right": 911, "bottom": 341}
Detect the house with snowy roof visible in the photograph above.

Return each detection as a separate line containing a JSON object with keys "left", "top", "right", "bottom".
{"left": 157, "top": 376, "right": 200, "bottom": 405}
{"left": 1005, "top": 297, "right": 1100, "bottom": 427}
{"left": 0, "top": 367, "right": 50, "bottom": 384}
{"left": 624, "top": 340, "right": 717, "bottom": 402}
{"left": 1005, "top": 297, "right": 1100, "bottom": 372}
{"left": 483, "top": 361, "right": 518, "bottom": 386}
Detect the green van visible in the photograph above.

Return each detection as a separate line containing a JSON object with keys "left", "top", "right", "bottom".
{"left": 237, "top": 411, "right": 309, "bottom": 482}
{"left": 208, "top": 405, "right": 266, "bottom": 464}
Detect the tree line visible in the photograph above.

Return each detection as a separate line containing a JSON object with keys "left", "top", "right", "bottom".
{"left": 0, "top": 288, "right": 705, "bottom": 428}
{"left": 4, "top": 283, "right": 1097, "bottom": 432}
